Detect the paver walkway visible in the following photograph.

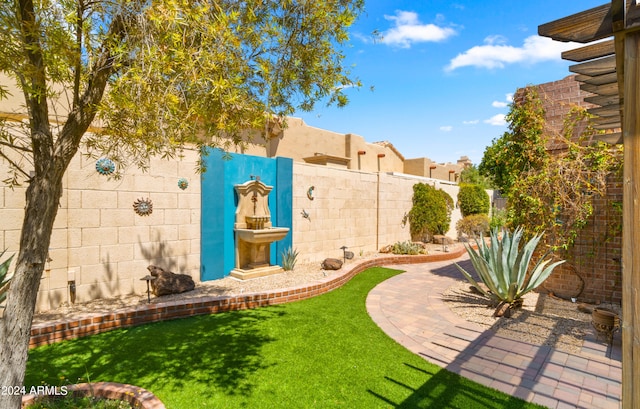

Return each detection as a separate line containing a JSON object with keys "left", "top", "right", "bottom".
{"left": 367, "top": 254, "right": 622, "bottom": 409}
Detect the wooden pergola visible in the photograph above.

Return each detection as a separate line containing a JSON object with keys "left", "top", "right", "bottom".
{"left": 539, "top": 1, "right": 640, "bottom": 407}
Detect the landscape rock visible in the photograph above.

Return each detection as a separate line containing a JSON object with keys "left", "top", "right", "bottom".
{"left": 147, "top": 265, "right": 195, "bottom": 296}
{"left": 432, "top": 235, "right": 455, "bottom": 245}
{"left": 321, "top": 258, "right": 343, "bottom": 270}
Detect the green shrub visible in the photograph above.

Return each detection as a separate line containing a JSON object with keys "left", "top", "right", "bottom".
{"left": 390, "top": 241, "right": 427, "bottom": 255}
{"left": 455, "top": 227, "right": 565, "bottom": 316}
{"left": 0, "top": 249, "right": 14, "bottom": 309}
{"left": 456, "top": 214, "right": 490, "bottom": 239}
{"left": 457, "top": 184, "right": 490, "bottom": 216}
{"left": 489, "top": 208, "right": 507, "bottom": 230}
{"left": 408, "top": 183, "right": 453, "bottom": 242}
{"left": 281, "top": 247, "right": 299, "bottom": 271}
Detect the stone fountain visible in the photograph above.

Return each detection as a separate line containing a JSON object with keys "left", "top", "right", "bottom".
{"left": 231, "top": 178, "right": 290, "bottom": 280}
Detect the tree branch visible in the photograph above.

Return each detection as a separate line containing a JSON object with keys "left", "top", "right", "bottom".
{"left": 54, "top": 11, "right": 129, "bottom": 165}
{"left": 0, "top": 139, "right": 33, "bottom": 153}
{"left": 0, "top": 150, "right": 30, "bottom": 179}
{"left": 17, "top": 0, "right": 52, "bottom": 173}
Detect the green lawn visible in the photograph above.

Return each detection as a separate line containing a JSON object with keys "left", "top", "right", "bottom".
{"left": 26, "top": 267, "right": 545, "bottom": 408}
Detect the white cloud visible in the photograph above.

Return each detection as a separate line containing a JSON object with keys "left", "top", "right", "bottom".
{"left": 440, "top": 125, "right": 453, "bottom": 132}
{"left": 381, "top": 11, "right": 457, "bottom": 48}
{"left": 484, "top": 114, "right": 506, "bottom": 126}
{"left": 492, "top": 93, "right": 514, "bottom": 108}
{"left": 484, "top": 35, "right": 508, "bottom": 45}
{"left": 463, "top": 120, "right": 479, "bottom": 125}
{"left": 445, "top": 35, "right": 577, "bottom": 71}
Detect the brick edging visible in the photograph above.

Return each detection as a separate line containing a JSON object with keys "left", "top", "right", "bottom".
{"left": 29, "top": 247, "right": 468, "bottom": 348}
{"left": 21, "top": 382, "right": 165, "bottom": 408}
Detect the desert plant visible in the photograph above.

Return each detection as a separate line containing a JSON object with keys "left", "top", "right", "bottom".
{"left": 456, "top": 214, "right": 490, "bottom": 239}
{"left": 0, "top": 249, "right": 14, "bottom": 309}
{"left": 457, "top": 184, "right": 490, "bottom": 216}
{"left": 281, "top": 247, "right": 299, "bottom": 271}
{"left": 455, "top": 227, "right": 565, "bottom": 316}
{"left": 390, "top": 241, "right": 427, "bottom": 255}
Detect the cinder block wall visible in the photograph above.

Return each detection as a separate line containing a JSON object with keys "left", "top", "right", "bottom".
{"left": 292, "top": 164, "right": 380, "bottom": 261}
{"left": 3, "top": 150, "right": 470, "bottom": 312}
{"left": 1, "top": 148, "right": 202, "bottom": 312}
{"left": 291, "top": 164, "right": 464, "bottom": 263}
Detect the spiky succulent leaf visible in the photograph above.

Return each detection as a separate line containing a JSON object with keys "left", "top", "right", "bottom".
{"left": 454, "top": 260, "right": 493, "bottom": 300}
{"left": 456, "top": 226, "right": 564, "bottom": 307}
{"left": 461, "top": 244, "right": 501, "bottom": 301}
{"left": 522, "top": 257, "right": 565, "bottom": 295}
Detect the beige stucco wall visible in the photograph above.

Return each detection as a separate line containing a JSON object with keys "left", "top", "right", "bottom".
{"left": 230, "top": 117, "right": 412, "bottom": 174}
{"left": 404, "top": 157, "right": 466, "bottom": 182}
{"left": 0, "top": 147, "right": 201, "bottom": 312}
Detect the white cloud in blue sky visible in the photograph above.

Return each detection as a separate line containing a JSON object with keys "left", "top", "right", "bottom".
{"left": 295, "top": 0, "right": 605, "bottom": 164}
{"left": 446, "top": 35, "right": 577, "bottom": 71}
{"left": 381, "top": 10, "right": 456, "bottom": 48}
{"left": 484, "top": 114, "right": 507, "bottom": 126}
{"left": 492, "top": 93, "right": 514, "bottom": 108}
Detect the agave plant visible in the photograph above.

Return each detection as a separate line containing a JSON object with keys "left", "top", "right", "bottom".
{"left": 0, "top": 249, "right": 15, "bottom": 309}
{"left": 455, "top": 227, "right": 564, "bottom": 316}
{"left": 281, "top": 246, "right": 299, "bottom": 271}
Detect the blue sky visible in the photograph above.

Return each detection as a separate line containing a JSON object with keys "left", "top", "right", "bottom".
{"left": 294, "top": 0, "right": 604, "bottom": 165}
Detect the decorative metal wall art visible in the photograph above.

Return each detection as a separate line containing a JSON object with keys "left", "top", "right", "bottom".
{"left": 133, "top": 197, "right": 153, "bottom": 216}
{"left": 95, "top": 158, "right": 115, "bottom": 175}
{"left": 178, "top": 178, "right": 189, "bottom": 190}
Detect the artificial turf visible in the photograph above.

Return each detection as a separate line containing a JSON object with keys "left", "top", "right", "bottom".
{"left": 25, "top": 267, "right": 545, "bottom": 408}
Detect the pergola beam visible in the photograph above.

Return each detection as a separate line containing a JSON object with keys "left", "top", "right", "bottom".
{"left": 540, "top": 2, "right": 640, "bottom": 407}
{"left": 562, "top": 39, "right": 615, "bottom": 61}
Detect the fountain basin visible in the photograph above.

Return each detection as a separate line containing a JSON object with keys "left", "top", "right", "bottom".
{"left": 235, "top": 227, "right": 289, "bottom": 244}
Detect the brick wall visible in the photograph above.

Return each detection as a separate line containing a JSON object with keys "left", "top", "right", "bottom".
{"left": 520, "top": 76, "right": 623, "bottom": 304}
{"left": 541, "top": 174, "right": 623, "bottom": 304}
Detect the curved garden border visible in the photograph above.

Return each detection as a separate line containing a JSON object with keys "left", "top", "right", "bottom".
{"left": 21, "top": 382, "right": 165, "bottom": 409}
{"left": 29, "top": 246, "right": 467, "bottom": 349}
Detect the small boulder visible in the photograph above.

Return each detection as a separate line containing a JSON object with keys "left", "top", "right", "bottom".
{"left": 321, "top": 258, "right": 343, "bottom": 270}
{"left": 432, "top": 235, "right": 454, "bottom": 245}
{"left": 147, "top": 265, "right": 195, "bottom": 296}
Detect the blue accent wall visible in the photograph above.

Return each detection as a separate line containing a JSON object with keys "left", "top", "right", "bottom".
{"left": 200, "top": 151, "right": 293, "bottom": 281}
{"left": 275, "top": 157, "right": 293, "bottom": 265}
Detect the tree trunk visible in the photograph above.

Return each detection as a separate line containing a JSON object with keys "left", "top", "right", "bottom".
{"left": 0, "top": 173, "right": 63, "bottom": 409}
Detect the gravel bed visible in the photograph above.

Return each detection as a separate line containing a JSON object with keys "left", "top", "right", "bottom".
{"left": 442, "top": 280, "right": 621, "bottom": 354}
{"left": 31, "top": 257, "right": 367, "bottom": 324}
